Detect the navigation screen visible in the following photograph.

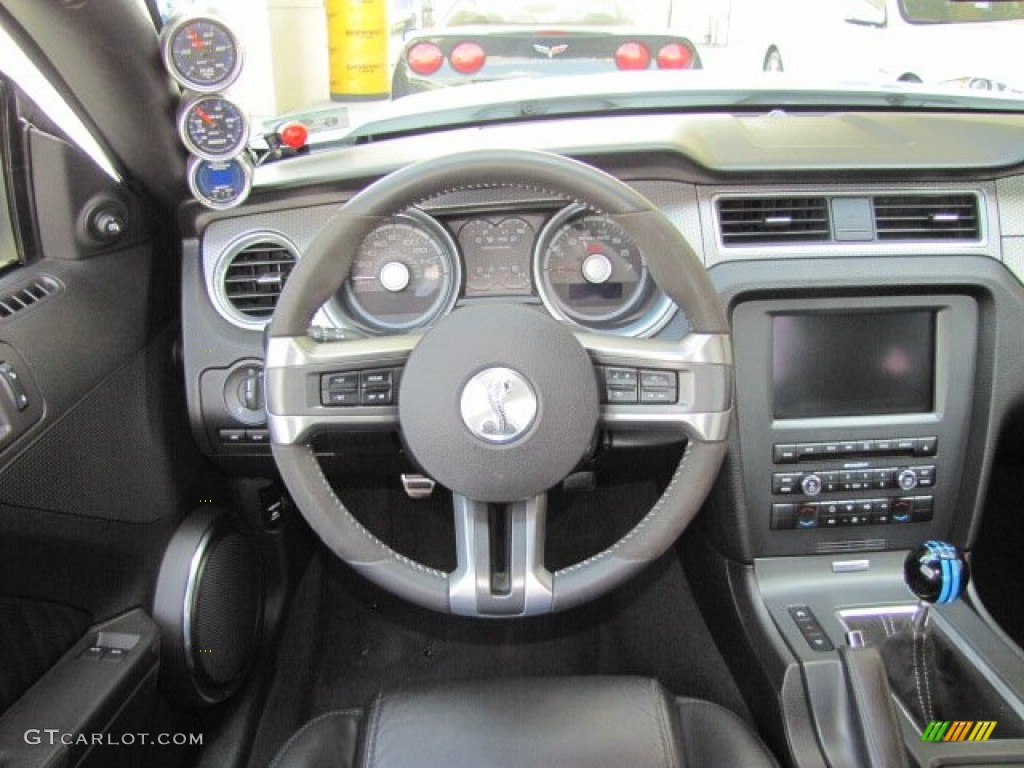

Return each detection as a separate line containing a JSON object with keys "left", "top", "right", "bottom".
{"left": 772, "top": 311, "right": 935, "bottom": 419}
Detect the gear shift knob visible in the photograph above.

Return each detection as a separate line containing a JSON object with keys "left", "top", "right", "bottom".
{"left": 904, "top": 541, "right": 970, "bottom": 605}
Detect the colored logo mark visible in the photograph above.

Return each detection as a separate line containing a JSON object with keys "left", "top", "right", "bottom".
{"left": 921, "top": 721, "right": 997, "bottom": 742}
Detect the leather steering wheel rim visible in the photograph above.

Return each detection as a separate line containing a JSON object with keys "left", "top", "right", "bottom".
{"left": 267, "top": 149, "right": 732, "bottom": 616}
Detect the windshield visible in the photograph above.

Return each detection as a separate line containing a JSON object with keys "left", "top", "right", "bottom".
{"left": 443, "top": 0, "right": 635, "bottom": 26}
{"left": 155, "top": 0, "right": 1024, "bottom": 144}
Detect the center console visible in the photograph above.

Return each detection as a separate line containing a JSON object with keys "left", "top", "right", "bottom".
{"left": 732, "top": 294, "right": 978, "bottom": 557}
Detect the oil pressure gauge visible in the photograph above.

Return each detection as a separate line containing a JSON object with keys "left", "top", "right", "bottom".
{"left": 178, "top": 94, "right": 248, "bottom": 160}
{"left": 161, "top": 13, "right": 243, "bottom": 92}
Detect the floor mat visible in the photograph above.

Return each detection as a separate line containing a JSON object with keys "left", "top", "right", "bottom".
{"left": 249, "top": 534, "right": 752, "bottom": 768}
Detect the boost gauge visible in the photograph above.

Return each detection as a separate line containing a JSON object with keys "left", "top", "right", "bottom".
{"left": 187, "top": 155, "right": 253, "bottom": 210}
{"left": 161, "top": 14, "right": 243, "bottom": 92}
{"left": 178, "top": 95, "right": 248, "bottom": 160}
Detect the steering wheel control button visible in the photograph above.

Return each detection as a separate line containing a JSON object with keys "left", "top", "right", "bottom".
{"left": 320, "top": 368, "right": 401, "bottom": 407}
{"left": 323, "top": 390, "right": 359, "bottom": 406}
{"left": 362, "top": 388, "right": 393, "bottom": 406}
{"left": 602, "top": 366, "right": 639, "bottom": 403}
{"left": 361, "top": 369, "right": 393, "bottom": 387}
{"left": 323, "top": 372, "right": 359, "bottom": 392}
{"left": 460, "top": 367, "right": 538, "bottom": 444}
{"left": 597, "top": 366, "right": 677, "bottom": 405}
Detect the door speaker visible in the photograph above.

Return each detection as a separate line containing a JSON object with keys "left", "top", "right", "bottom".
{"left": 153, "top": 507, "right": 264, "bottom": 705}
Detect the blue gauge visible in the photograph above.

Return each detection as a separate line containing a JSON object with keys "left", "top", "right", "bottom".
{"left": 187, "top": 156, "right": 253, "bottom": 210}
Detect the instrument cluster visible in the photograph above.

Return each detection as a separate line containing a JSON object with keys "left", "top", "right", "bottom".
{"left": 328, "top": 204, "right": 678, "bottom": 337}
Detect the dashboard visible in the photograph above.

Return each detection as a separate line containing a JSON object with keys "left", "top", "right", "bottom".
{"left": 202, "top": 196, "right": 682, "bottom": 339}
{"left": 181, "top": 108, "right": 1024, "bottom": 565}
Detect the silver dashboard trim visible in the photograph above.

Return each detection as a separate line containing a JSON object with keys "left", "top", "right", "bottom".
{"left": 265, "top": 331, "right": 732, "bottom": 444}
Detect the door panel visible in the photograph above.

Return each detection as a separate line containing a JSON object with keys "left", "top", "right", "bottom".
{"left": 0, "top": 62, "right": 196, "bottom": 725}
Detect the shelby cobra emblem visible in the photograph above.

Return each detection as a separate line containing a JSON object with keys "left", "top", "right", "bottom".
{"left": 460, "top": 367, "right": 538, "bottom": 444}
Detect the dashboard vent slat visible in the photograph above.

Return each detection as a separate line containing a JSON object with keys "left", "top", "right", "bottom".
{"left": 221, "top": 238, "right": 297, "bottom": 322}
{"left": 0, "top": 276, "right": 60, "bottom": 320}
{"left": 873, "top": 194, "right": 980, "bottom": 241}
{"left": 717, "top": 197, "right": 831, "bottom": 245}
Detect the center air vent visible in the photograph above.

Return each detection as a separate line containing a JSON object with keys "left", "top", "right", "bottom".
{"left": 717, "top": 197, "right": 830, "bottom": 245}
{"left": 220, "top": 237, "right": 297, "bottom": 325}
{"left": 873, "top": 194, "right": 980, "bottom": 241}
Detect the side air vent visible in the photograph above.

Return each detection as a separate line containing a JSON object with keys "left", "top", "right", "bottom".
{"left": 220, "top": 237, "right": 297, "bottom": 324}
{"left": 873, "top": 194, "right": 980, "bottom": 241}
{"left": 717, "top": 197, "right": 830, "bottom": 245}
{"left": 0, "top": 276, "right": 61, "bottom": 320}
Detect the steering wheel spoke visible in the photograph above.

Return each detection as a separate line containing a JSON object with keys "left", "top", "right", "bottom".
{"left": 449, "top": 494, "right": 553, "bottom": 617}
{"left": 264, "top": 332, "right": 419, "bottom": 444}
{"left": 579, "top": 331, "right": 732, "bottom": 443}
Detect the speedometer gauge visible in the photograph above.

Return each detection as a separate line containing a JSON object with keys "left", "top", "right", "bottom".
{"left": 535, "top": 205, "right": 648, "bottom": 324}
{"left": 178, "top": 95, "right": 248, "bottom": 160}
{"left": 161, "top": 14, "right": 243, "bottom": 92}
{"left": 338, "top": 211, "right": 461, "bottom": 333}
{"left": 534, "top": 204, "right": 678, "bottom": 336}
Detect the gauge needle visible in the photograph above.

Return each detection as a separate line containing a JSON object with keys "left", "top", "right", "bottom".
{"left": 187, "top": 27, "right": 204, "bottom": 50}
{"left": 195, "top": 107, "right": 216, "bottom": 127}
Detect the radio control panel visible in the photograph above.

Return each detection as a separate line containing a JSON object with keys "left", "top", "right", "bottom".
{"left": 768, "top": 436, "right": 938, "bottom": 531}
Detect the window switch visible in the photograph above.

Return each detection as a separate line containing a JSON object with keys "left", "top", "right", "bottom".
{"left": 80, "top": 646, "right": 105, "bottom": 661}
{"left": 101, "top": 647, "right": 127, "bottom": 663}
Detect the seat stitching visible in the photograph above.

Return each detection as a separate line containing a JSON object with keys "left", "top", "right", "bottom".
{"left": 362, "top": 691, "right": 386, "bottom": 768}
{"left": 650, "top": 679, "right": 677, "bottom": 768}
{"left": 268, "top": 709, "right": 362, "bottom": 768}
{"left": 557, "top": 440, "right": 695, "bottom": 575}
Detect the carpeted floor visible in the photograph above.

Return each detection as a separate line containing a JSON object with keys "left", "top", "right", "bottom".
{"left": 247, "top": 479, "right": 752, "bottom": 768}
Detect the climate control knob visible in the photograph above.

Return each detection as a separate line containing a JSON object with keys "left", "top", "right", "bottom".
{"left": 801, "top": 473, "right": 823, "bottom": 496}
{"left": 898, "top": 469, "right": 919, "bottom": 491}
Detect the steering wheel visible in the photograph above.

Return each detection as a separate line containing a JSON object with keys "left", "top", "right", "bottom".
{"left": 265, "top": 149, "right": 732, "bottom": 618}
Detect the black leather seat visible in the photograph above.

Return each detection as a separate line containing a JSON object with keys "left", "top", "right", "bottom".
{"left": 269, "top": 677, "right": 779, "bottom": 768}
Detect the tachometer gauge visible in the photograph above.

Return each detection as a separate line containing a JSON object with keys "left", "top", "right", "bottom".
{"left": 338, "top": 211, "right": 461, "bottom": 333}
{"left": 535, "top": 205, "right": 649, "bottom": 325}
{"left": 187, "top": 155, "right": 253, "bottom": 210}
{"left": 178, "top": 95, "right": 248, "bottom": 160}
{"left": 161, "top": 14, "right": 243, "bottom": 92}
